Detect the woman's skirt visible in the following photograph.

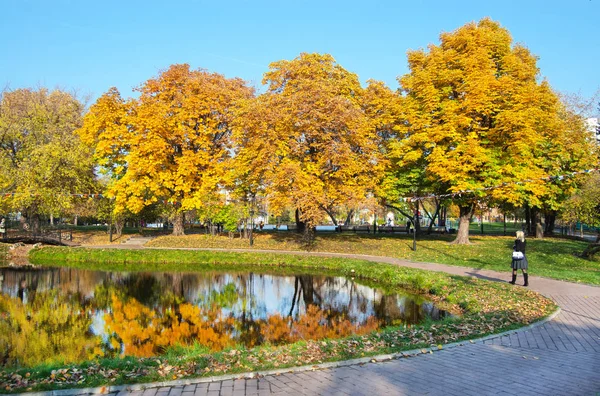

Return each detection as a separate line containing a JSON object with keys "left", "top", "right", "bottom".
{"left": 511, "top": 255, "right": 529, "bottom": 270}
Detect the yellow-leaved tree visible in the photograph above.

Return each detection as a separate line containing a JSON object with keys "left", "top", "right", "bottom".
{"left": 78, "top": 65, "right": 253, "bottom": 235}
{"left": 0, "top": 88, "right": 95, "bottom": 232}
{"left": 394, "top": 18, "right": 597, "bottom": 244}
{"left": 232, "top": 53, "right": 384, "bottom": 239}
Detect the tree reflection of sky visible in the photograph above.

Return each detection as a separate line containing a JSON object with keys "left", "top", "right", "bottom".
{"left": 0, "top": 267, "right": 450, "bottom": 367}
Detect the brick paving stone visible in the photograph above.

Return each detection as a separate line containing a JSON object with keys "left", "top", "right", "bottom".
{"left": 168, "top": 388, "right": 183, "bottom": 396}
{"left": 192, "top": 388, "right": 206, "bottom": 396}
{"left": 207, "top": 382, "right": 221, "bottom": 391}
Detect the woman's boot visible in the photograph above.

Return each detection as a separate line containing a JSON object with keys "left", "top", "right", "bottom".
{"left": 523, "top": 273, "right": 529, "bottom": 287}
{"left": 509, "top": 273, "right": 517, "bottom": 285}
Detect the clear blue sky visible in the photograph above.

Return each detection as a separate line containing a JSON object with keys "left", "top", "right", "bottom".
{"left": 1, "top": 0, "right": 598, "bottom": 105}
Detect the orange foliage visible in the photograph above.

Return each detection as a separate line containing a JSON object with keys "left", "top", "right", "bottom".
{"left": 261, "top": 305, "right": 380, "bottom": 345}
{"left": 260, "top": 315, "right": 294, "bottom": 345}
{"left": 105, "top": 296, "right": 235, "bottom": 357}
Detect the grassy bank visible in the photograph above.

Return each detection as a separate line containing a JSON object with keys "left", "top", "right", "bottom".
{"left": 145, "top": 233, "right": 600, "bottom": 285}
{"left": 0, "top": 247, "right": 557, "bottom": 393}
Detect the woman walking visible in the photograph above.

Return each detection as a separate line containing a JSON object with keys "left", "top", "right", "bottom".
{"left": 509, "top": 231, "right": 529, "bottom": 286}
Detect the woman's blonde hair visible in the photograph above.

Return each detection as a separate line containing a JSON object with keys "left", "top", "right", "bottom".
{"left": 516, "top": 231, "right": 525, "bottom": 242}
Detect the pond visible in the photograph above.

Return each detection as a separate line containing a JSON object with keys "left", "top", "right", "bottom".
{"left": 0, "top": 266, "right": 449, "bottom": 368}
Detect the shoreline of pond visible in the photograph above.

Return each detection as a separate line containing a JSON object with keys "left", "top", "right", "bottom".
{"left": 0, "top": 246, "right": 556, "bottom": 393}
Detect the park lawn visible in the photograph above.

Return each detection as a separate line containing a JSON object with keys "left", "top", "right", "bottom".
{"left": 11, "top": 248, "right": 556, "bottom": 393}
{"left": 146, "top": 233, "right": 600, "bottom": 285}
{"left": 71, "top": 230, "right": 136, "bottom": 245}
{"left": 0, "top": 243, "right": 8, "bottom": 262}
{"left": 467, "top": 222, "right": 524, "bottom": 234}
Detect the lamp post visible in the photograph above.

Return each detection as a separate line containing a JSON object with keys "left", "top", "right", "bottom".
{"left": 412, "top": 212, "right": 417, "bottom": 251}
{"left": 249, "top": 207, "right": 254, "bottom": 246}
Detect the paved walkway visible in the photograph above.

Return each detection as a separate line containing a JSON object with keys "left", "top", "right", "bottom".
{"left": 85, "top": 247, "right": 600, "bottom": 396}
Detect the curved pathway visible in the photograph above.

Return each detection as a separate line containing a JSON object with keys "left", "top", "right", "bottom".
{"left": 86, "top": 245, "right": 600, "bottom": 396}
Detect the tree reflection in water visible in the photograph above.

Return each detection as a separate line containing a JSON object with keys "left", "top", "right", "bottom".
{"left": 0, "top": 267, "right": 449, "bottom": 367}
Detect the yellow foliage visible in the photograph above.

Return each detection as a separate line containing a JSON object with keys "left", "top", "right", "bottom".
{"left": 232, "top": 53, "right": 384, "bottom": 227}
{"left": 78, "top": 65, "right": 253, "bottom": 220}
{"left": 393, "top": 18, "right": 597, "bottom": 210}
{"left": 0, "top": 292, "right": 101, "bottom": 367}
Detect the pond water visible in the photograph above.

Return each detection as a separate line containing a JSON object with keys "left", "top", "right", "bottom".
{"left": 0, "top": 266, "right": 449, "bottom": 368}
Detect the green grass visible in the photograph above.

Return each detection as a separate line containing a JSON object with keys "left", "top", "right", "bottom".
{"left": 467, "top": 221, "right": 523, "bottom": 234}
{"left": 4, "top": 247, "right": 557, "bottom": 393}
{"left": 0, "top": 243, "right": 8, "bottom": 264}
{"left": 144, "top": 233, "right": 600, "bottom": 285}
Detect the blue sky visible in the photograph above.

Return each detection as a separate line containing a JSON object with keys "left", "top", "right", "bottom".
{"left": 1, "top": 0, "right": 598, "bottom": 106}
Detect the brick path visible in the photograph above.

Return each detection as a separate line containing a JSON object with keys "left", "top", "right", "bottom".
{"left": 86, "top": 248, "right": 600, "bottom": 395}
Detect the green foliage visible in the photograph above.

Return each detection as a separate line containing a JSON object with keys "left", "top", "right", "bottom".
{"left": 200, "top": 283, "right": 239, "bottom": 309}
{"left": 0, "top": 88, "right": 95, "bottom": 220}
{"left": 561, "top": 173, "right": 600, "bottom": 229}
{"left": 212, "top": 204, "right": 243, "bottom": 232}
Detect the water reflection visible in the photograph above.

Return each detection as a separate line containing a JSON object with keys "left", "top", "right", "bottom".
{"left": 0, "top": 266, "right": 449, "bottom": 367}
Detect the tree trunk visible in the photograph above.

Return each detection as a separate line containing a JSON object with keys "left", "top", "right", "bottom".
{"left": 533, "top": 208, "right": 543, "bottom": 239}
{"left": 413, "top": 201, "right": 421, "bottom": 235}
{"left": 301, "top": 226, "right": 315, "bottom": 249}
{"left": 321, "top": 206, "right": 338, "bottom": 226}
{"left": 50, "top": 214, "right": 54, "bottom": 226}
{"left": 295, "top": 208, "right": 306, "bottom": 234}
{"left": 74, "top": 215, "right": 78, "bottom": 226}
{"left": 172, "top": 212, "right": 185, "bottom": 236}
{"left": 385, "top": 204, "right": 414, "bottom": 224}
{"left": 524, "top": 204, "right": 532, "bottom": 236}
{"left": 426, "top": 200, "right": 441, "bottom": 234}
{"left": 31, "top": 212, "right": 41, "bottom": 236}
{"left": 581, "top": 243, "right": 600, "bottom": 258}
{"left": 114, "top": 217, "right": 125, "bottom": 237}
{"left": 451, "top": 204, "right": 473, "bottom": 244}
{"left": 344, "top": 210, "right": 354, "bottom": 226}
{"left": 544, "top": 211, "right": 556, "bottom": 236}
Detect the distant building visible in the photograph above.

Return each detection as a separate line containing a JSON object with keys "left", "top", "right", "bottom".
{"left": 586, "top": 117, "right": 599, "bottom": 143}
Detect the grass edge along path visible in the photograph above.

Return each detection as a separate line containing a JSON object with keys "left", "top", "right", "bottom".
{"left": 2, "top": 247, "right": 556, "bottom": 393}
{"left": 145, "top": 234, "right": 600, "bottom": 285}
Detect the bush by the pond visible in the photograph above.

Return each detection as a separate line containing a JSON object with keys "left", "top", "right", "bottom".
{"left": 0, "top": 247, "right": 556, "bottom": 393}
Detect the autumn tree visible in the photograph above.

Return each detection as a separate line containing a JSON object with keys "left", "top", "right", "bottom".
{"left": 395, "top": 18, "right": 597, "bottom": 244}
{"left": 561, "top": 173, "right": 600, "bottom": 235}
{"left": 78, "top": 65, "right": 253, "bottom": 235}
{"left": 0, "top": 88, "right": 95, "bottom": 232}
{"left": 233, "top": 53, "right": 383, "bottom": 239}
